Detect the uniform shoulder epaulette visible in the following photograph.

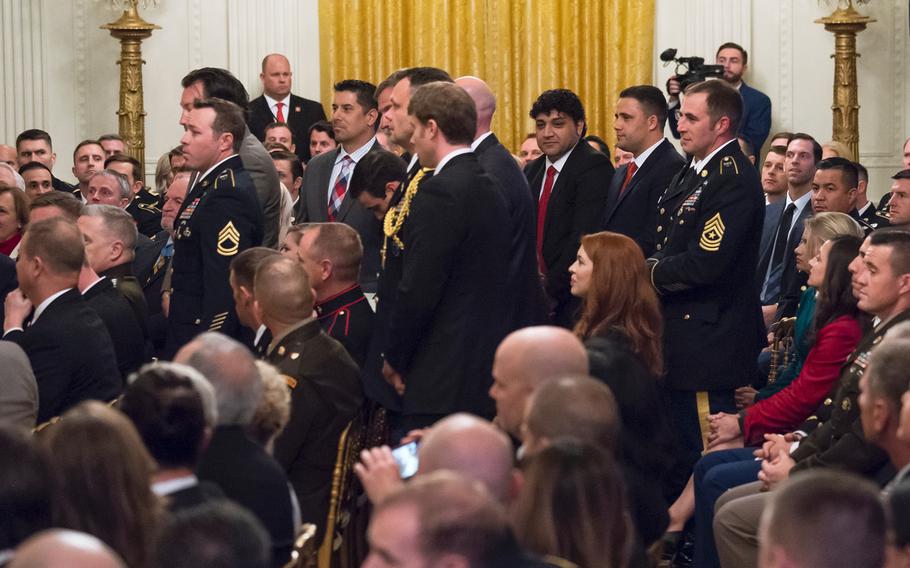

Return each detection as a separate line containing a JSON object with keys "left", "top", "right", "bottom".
{"left": 213, "top": 168, "right": 236, "bottom": 190}
{"left": 718, "top": 155, "right": 741, "bottom": 176}
{"left": 138, "top": 202, "right": 162, "bottom": 214}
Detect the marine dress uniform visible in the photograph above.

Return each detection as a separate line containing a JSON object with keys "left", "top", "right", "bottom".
{"left": 315, "top": 283, "right": 374, "bottom": 369}
{"left": 647, "top": 139, "right": 765, "bottom": 491}
{"left": 166, "top": 155, "right": 263, "bottom": 354}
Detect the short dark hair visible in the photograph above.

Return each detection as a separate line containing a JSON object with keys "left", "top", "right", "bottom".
{"left": 28, "top": 191, "right": 83, "bottom": 220}
{"left": 181, "top": 67, "right": 250, "bottom": 114}
{"left": 399, "top": 67, "right": 454, "bottom": 91}
{"left": 15, "top": 129, "right": 52, "bottom": 150}
{"left": 684, "top": 80, "right": 743, "bottom": 134}
{"left": 120, "top": 365, "right": 208, "bottom": 469}
{"left": 307, "top": 120, "right": 335, "bottom": 142}
{"left": 21, "top": 217, "right": 85, "bottom": 275}
{"left": 618, "top": 84, "right": 670, "bottom": 129}
{"left": 893, "top": 169, "right": 910, "bottom": 181}
{"left": 767, "top": 145, "right": 787, "bottom": 157}
{"left": 770, "top": 131, "right": 795, "bottom": 144}
{"left": 229, "top": 246, "right": 279, "bottom": 291}
{"left": 583, "top": 135, "right": 609, "bottom": 155}
{"left": 816, "top": 157, "right": 859, "bottom": 189}
{"left": 192, "top": 98, "right": 246, "bottom": 153}
{"left": 72, "top": 139, "right": 103, "bottom": 162}
{"left": 716, "top": 41, "right": 748, "bottom": 65}
{"left": 151, "top": 501, "right": 271, "bottom": 568}
{"left": 333, "top": 79, "right": 379, "bottom": 112}
{"left": 855, "top": 161, "right": 868, "bottom": 183}
{"left": 268, "top": 150, "right": 303, "bottom": 182}
{"left": 98, "top": 133, "right": 125, "bottom": 144}
{"left": 869, "top": 228, "right": 910, "bottom": 277}
{"left": 263, "top": 121, "right": 291, "bottom": 136}
{"left": 789, "top": 133, "right": 824, "bottom": 163}
{"left": 18, "top": 161, "right": 52, "bottom": 176}
{"left": 529, "top": 89, "right": 586, "bottom": 124}
{"left": 765, "top": 470, "right": 884, "bottom": 568}
{"left": 348, "top": 149, "right": 406, "bottom": 200}
{"left": 408, "top": 81, "right": 477, "bottom": 146}
{"left": 0, "top": 425, "right": 51, "bottom": 550}
{"left": 104, "top": 153, "right": 142, "bottom": 184}
{"left": 375, "top": 69, "right": 407, "bottom": 99}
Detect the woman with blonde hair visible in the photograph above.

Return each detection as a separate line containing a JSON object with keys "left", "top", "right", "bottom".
{"left": 41, "top": 401, "right": 162, "bottom": 568}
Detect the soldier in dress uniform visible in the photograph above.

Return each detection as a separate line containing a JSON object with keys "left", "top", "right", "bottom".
{"left": 253, "top": 255, "right": 363, "bottom": 543}
{"left": 165, "top": 98, "right": 264, "bottom": 357}
{"left": 646, "top": 79, "right": 765, "bottom": 494}
{"left": 105, "top": 153, "right": 164, "bottom": 237}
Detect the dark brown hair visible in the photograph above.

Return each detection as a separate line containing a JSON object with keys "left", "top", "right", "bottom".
{"left": 408, "top": 81, "right": 477, "bottom": 146}
{"left": 684, "top": 79, "right": 743, "bottom": 135}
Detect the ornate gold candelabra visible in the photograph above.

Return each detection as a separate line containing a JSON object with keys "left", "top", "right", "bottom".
{"left": 815, "top": 0, "right": 875, "bottom": 162}
{"left": 101, "top": 1, "right": 159, "bottom": 177}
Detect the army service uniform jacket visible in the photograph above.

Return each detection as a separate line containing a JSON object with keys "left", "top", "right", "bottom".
{"left": 168, "top": 155, "right": 263, "bottom": 349}
{"left": 648, "top": 140, "right": 765, "bottom": 392}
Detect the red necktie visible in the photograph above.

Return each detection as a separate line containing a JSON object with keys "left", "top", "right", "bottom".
{"left": 536, "top": 165, "right": 558, "bottom": 273}
{"left": 619, "top": 161, "right": 638, "bottom": 196}
{"left": 276, "top": 102, "right": 285, "bottom": 123}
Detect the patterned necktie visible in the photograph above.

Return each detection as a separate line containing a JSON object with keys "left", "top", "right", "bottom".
{"left": 536, "top": 165, "right": 558, "bottom": 273}
{"left": 276, "top": 102, "right": 285, "bottom": 123}
{"left": 328, "top": 155, "right": 353, "bottom": 221}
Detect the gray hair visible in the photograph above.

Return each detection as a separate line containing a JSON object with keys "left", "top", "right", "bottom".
{"left": 0, "top": 163, "right": 25, "bottom": 191}
{"left": 182, "top": 332, "right": 262, "bottom": 426}
{"left": 128, "top": 361, "right": 219, "bottom": 427}
{"left": 91, "top": 169, "right": 132, "bottom": 201}
{"left": 81, "top": 204, "right": 138, "bottom": 252}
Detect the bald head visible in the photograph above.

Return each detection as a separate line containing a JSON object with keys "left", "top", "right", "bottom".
{"left": 10, "top": 530, "right": 125, "bottom": 568}
{"left": 455, "top": 76, "right": 496, "bottom": 137}
{"left": 489, "top": 326, "right": 589, "bottom": 437}
{"left": 418, "top": 413, "right": 515, "bottom": 504}
{"left": 253, "top": 255, "right": 315, "bottom": 325}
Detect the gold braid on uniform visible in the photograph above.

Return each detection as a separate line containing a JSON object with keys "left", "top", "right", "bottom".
{"left": 382, "top": 167, "right": 432, "bottom": 264}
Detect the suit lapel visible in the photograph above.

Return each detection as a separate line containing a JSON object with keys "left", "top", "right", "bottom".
{"left": 314, "top": 148, "right": 340, "bottom": 221}
{"left": 336, "top": 140, "right": 378, "bottom": 221}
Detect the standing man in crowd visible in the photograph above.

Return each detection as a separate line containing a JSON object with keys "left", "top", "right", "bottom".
{"left": 248, "top": 53, "right": 326, "bottom": 163}
{"left": 297, "top": 79, "right": 382, "bottom": 293}
{"left": 15, "top": 129, "right": 75, "bottom": 193}
{"left": 605, "top": 84, "right": 685, "bottom": 256}
{"left": 167, "top": 98, "right": 264, "bottom": 356}
{"left": 382, "top": 81, "right": 510, "bottom": 432}
{"left": 667, "top": 42, "right": 772, "bottom": 156}
{"left": 72, "top": 140, "right": 106, "bottom": 200}
{"left": 525, "top": 88, "right": 614, "bottom": 327}
{"left": 105, "top": 153, "right": 163, "bottom": 237}
{"left": 179, "top": 67, "right": 281, "bottom": 249}
{"left": 648, "top": 79, "right": 765, "bottom": 494}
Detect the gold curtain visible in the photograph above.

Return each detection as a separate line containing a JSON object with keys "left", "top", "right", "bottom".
{"left": 318, "top": 0, "right": 655, "bottom": 155}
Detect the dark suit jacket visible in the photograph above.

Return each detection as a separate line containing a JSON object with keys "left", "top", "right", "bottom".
{"left": 197, "top": 425, "right": 295, "bottom": 567}
{"left": 315, "top": 284, "right": 374, "bottom": 369}
{"left": 602, "top": 138, "right": 685, "bottom": 257}
{"left": 773, "top": 203, "right": 813, "bottom": 319}
{"left": 248, "top": 93, "right": 326, "bottom": 163}
{"left": 298, "top": 141, "right": 384, "bottom": 292}
{"left": 474, "top": 133, "right": 548, "bottom": 329}
{"left": 4, "top": 288, "right": 121, "bottom": 422}
{"left": 0, "top": 254, "right": 18, "bottom": 324}
{"left": 757, "top": 197, "right": 812, "bottom": 311}
{"left": 670, "top": 81, "right": 772, "bottom": 158}
{"left": 385, "top": 153, "right": 510, "bottom": 418}
{"left": 525, "top": 142, "right": 614, "bottom": 327}
{"left": 83, "top": 277, "right": 146, "bottom": 381}
{"left": 269, "top": 319, "right": 363, "bottom": 542}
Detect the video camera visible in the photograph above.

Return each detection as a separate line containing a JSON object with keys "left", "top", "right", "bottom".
{"left": 660, "top": 48, "right": 725, "bottom": 90}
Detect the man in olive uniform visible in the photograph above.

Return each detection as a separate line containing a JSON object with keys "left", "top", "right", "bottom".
{"left": 166, "top": 98, "right": 264, "bottom": 357}
{"left": 254, "top": 255, "right": 363, "bottom": 542}
{"left": 646, "top": 79, "right": 765, "bottom": 493}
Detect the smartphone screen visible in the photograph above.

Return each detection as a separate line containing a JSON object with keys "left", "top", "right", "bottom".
{"left": 391, "top": 441, "right": 419, "bottom": 479}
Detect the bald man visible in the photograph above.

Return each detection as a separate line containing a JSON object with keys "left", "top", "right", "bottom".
{"left": 456, "top": 76, "right": 547, "bottom": 329}
{"left": 10, "top": 530, "right": 125, "bottom": 568}
{"left": 0, "top": 144, "right": 17, "bottom": 168}
{"left": 253, "top": 255, "right": 362, "bottom": 541}
{"left": 488, "top": 326, "right": 589, "bottom": 437}
{"left": 355, "top": 413, "right": 518, "bottom": 506}
{"left": 248, "top": 53, "right": 326, "bottom": 163}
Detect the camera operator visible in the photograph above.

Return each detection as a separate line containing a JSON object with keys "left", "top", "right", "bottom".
{"left": 666, "top": 42, "right": 771, "bottom": 158}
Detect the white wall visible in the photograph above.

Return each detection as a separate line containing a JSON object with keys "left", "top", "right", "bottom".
{"left": 1, "top": 0, "right": 905, "bottom": 198}
{"left": 654, "top": 0, "right": 910, "bottom": 200}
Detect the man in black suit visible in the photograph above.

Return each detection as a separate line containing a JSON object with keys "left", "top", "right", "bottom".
{"left": 525, "top": 89, "right": 614, "bottom": 327}
{"left": 15, "top": 129, "right": 76, "bottom": 193}
{"left": 456, "top": 76, "right": 547, "bottom": 329}
{"left": 2, "top": 217, "right": 121, "bottom": 423}
{"left": 383, "top": 82, "right": 510, "bottom": 429}
{"left": 176, "top": 332, "right": 295, "bottom": 567}
{"left": 180, "top": 67, "right": 281, "bottom": 249}
{"left": 298, "top": 79, "right": 382, "bottom": 292}
{"left": 78, "top": 255, "right": 146, "bottom": 381}
{"left": 248, "top": 53, "right": 326, "bottom": 164}
{"left": 254, "top": 256, "right": 362, "bottom": 543}
{"left": 646, "top": 80, "right": 765, "bottom": 492}
{"left": 295, "top": 223, "right": 374, "bottom": 368}
{"left": 605, "top": 85, "right": 685, "bottom": 257}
